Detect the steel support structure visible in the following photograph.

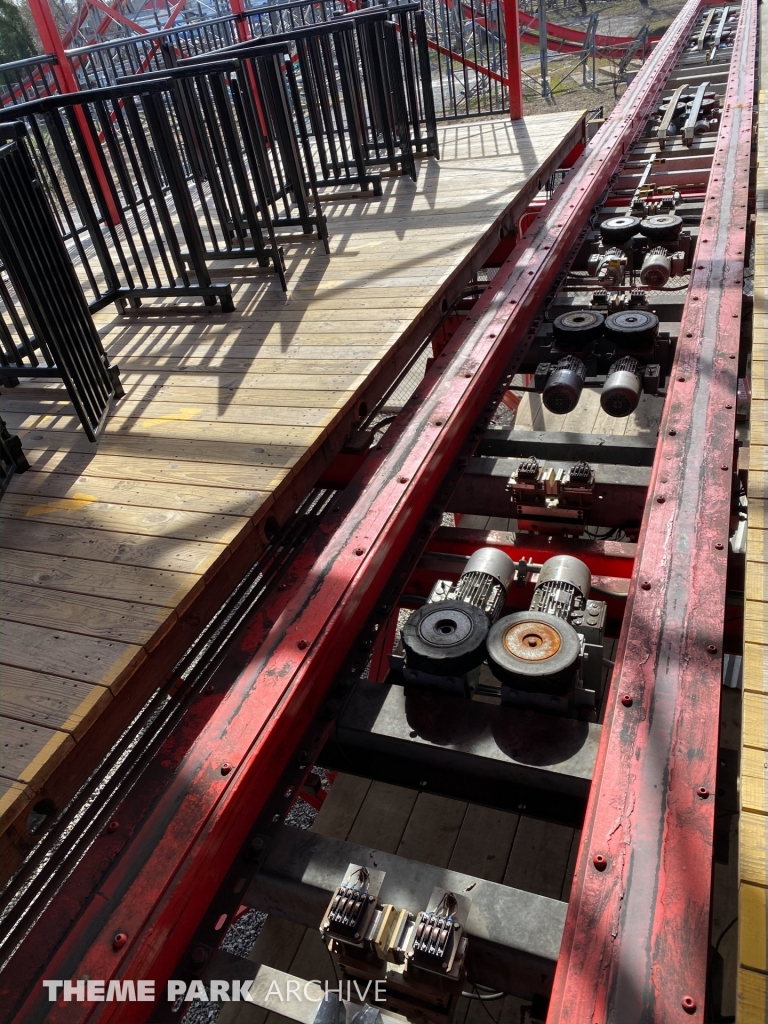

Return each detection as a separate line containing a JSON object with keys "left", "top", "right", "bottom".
{"left": 536, "top": 0, "right": 549, "bottom": 98}
{"left": 549, "top": 0, "right": 757, "bottom": 1019}
{"left": 25, "top": 0, "right": 121, "bottom": 224}
{"left": 503, "top": 0, "right": 524, "bottom": 119}
{"left": 3, "top": 4, "right": 716, "bottom": 1022}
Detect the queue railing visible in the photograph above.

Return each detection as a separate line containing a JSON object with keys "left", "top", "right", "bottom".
{"left": 0, "top": 54, "right": 60, "bottom": 107}
{"left": 0, "top": 124, "right": 123, "bottom": 443}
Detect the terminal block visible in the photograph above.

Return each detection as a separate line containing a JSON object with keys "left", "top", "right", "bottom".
{"left": 320, "top": 864, "right": 384, "bottom": 948}
{"left": 321, "top": 869, "right": 471, "bottom": 1023}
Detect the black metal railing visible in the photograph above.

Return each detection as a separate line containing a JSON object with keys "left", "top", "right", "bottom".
{"left": 419, "top": 0, "right": 508, "bottom": 118}
{"left": 180, "top": 4, "right": 438, "bottom": 186}
{"left": 67, "top": 14, "right": 242, "bottom": 89}
{"left": 0, "top": 415, "right": 28, "bottom": 499}
{"left": 1, "top": 1, "right": 513, "bottom": 121}
{"left": 0, "top": 81, "right": 242, "bottom": 310}
{"left": 0, "top": 54, "right": 61, "bottom": 107}
{"left": 120, "top": 52, "right": 328, "bottom": 263}
{"left": 244, "top": 0, "right": 340, "bottom": 37}
{"left": 0, "top": 4, "right": 440, "bottom": 326}
{"left": 0, "top": 125, "right": 123, "bottom": 442}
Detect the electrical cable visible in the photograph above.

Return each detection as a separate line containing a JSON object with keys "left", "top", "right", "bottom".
{"left": 462, "top": 983, "right": 512, "bottom": 999}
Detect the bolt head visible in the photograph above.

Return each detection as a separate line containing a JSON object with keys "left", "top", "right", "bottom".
{"left": 715, "top": 542, "right": 724, "bottom": 550}
{"left": 112, "top": 932, "right": 128, "bottom": 950}
{"left": 621, "top": 695, "right": 633, "bottom": 707}
{"left": 220, "top": 763, "right": 233, "bottom": 776}
{"left": 297, "top": 639, "right": 308, "bottom": 650}
{"left": 354, "top": 547, "right": 364, "bottom": 556}
{"left": 107, "top": 821, "right": 119, "bottom": 833}
{"left": 707, "top": 645, "right": 717, "bottom": 654}
{"left": 593, "top": 854, "right": 607, "bottom": 871}
{"left": 641, "top": 581, "right": 651, "bottom": 591}
{"left": 697, "top": 787, "right": 710, "bottom": 798}
{"left": 682, "top": 995, "right": 696, "bottom": 1014}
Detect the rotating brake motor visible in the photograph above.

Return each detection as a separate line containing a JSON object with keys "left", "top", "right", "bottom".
{"left": 535, "top": 306, "right": 665, "bottom": 417}
{"left": 397, "top": 549, "right": 606, "bottom": 715}
{"left": 486, "top": 554, "right": 606, "bottom": 714}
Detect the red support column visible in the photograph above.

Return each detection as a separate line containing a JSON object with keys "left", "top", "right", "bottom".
{"left": 504, "top": 0, "right": 524, "bottom": 120}
{"left": 228, "top": 0, "right": 268, "bottom": 137}
{"left": 26, "top": 0, "right": 121, "bottom": 226}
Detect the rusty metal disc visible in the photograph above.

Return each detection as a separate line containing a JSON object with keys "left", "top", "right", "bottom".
{"left": 501, "top": 619, "right": 562, "bottom": 662}
{"left": 487, "top": 611, "right": 581, "bottom": 692}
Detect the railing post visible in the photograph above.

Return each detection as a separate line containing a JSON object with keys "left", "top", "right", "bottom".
{"left": 26, "top": 0, "right": 121, "bottom": 225}
{"left": 504, "top": 0, "right": 524, "bottom": 119}
{"left": 537, "top": 0, "right": 549, "bottom": 97}
{"left": 228, "top": 0, "right": 268, "bottom": 136}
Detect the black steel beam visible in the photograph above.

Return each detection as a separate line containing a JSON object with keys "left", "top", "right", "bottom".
{"left": 478, "top": 430, "right": 657, "bottom": 466}
{"left": 448, "top": 457, "right": 649, "bottom": 525}
{"left": 330, "top": 680, "right": 599, "bottom": 801}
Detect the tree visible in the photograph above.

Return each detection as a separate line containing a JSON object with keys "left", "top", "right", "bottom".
{"left": 0, "top": 0, "right": 40, "bottom": 64}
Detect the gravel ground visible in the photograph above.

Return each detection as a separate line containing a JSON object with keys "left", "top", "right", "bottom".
{"left": 521, "top": 0, "right": 688, "bottom": 117}
{"left": 181, "top": 770, "right": 330, "bottom": 1023}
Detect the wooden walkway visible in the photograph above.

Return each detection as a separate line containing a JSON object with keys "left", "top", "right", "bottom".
{"left": 0, "top": 111, "right": 585, "bottom": 876}
{"left": 738, "top": 7, "right": 768, "bottom": 1019}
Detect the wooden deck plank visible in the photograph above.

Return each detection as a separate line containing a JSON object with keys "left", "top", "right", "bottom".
{"left": 0, "top": 549, "right": 202, "bottom": 609}
{"left": 743, "top": 43, "right": 768, "bottom": 991}
{"left": 738, "top": 967, "right": 768, "bottom": 1024}
{"left": 0, "top": 518, "right": 222, "bottom": 574}
{"left": 0, "top": 665, "right": 111, "bottom": 739}
{"left": 0, "top": 110, "right": 585, "bottom": 847}
{"left": 0, "top": 717, "right": 74, "bottom": 787}
{"left": 0, "top": 494, "right": 248, "bottom": 547}
{"left": 502, "top": 817, "right": 575, "bottom": 901}
{"left": 5, "top": 471, "right": 270, "bottom": 519}
{"left": 19, "top": 449, "right": 288, "bottom": 492}
{"left": 0, "top": 620, "right": 145, "bottom": 692}
{"left": 447, "top": 804, "right": 520, "bottom": 884}
{"left": 0, "top": 779, "right": 32, "bottom": 835}
{"left": 1, "top": 582, "right": 174, "bottom": 649}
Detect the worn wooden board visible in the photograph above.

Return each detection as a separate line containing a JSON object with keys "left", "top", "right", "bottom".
{"left": 740, "top": 20, "right": 768, "bottom": 1007}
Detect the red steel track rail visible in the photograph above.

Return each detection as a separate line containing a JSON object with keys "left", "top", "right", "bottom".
{"left": 5, "top": 2, "right": 736, "bottom": 1020}
{"left": 549, "top": 0, "right": 757, "bottom": 1020}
